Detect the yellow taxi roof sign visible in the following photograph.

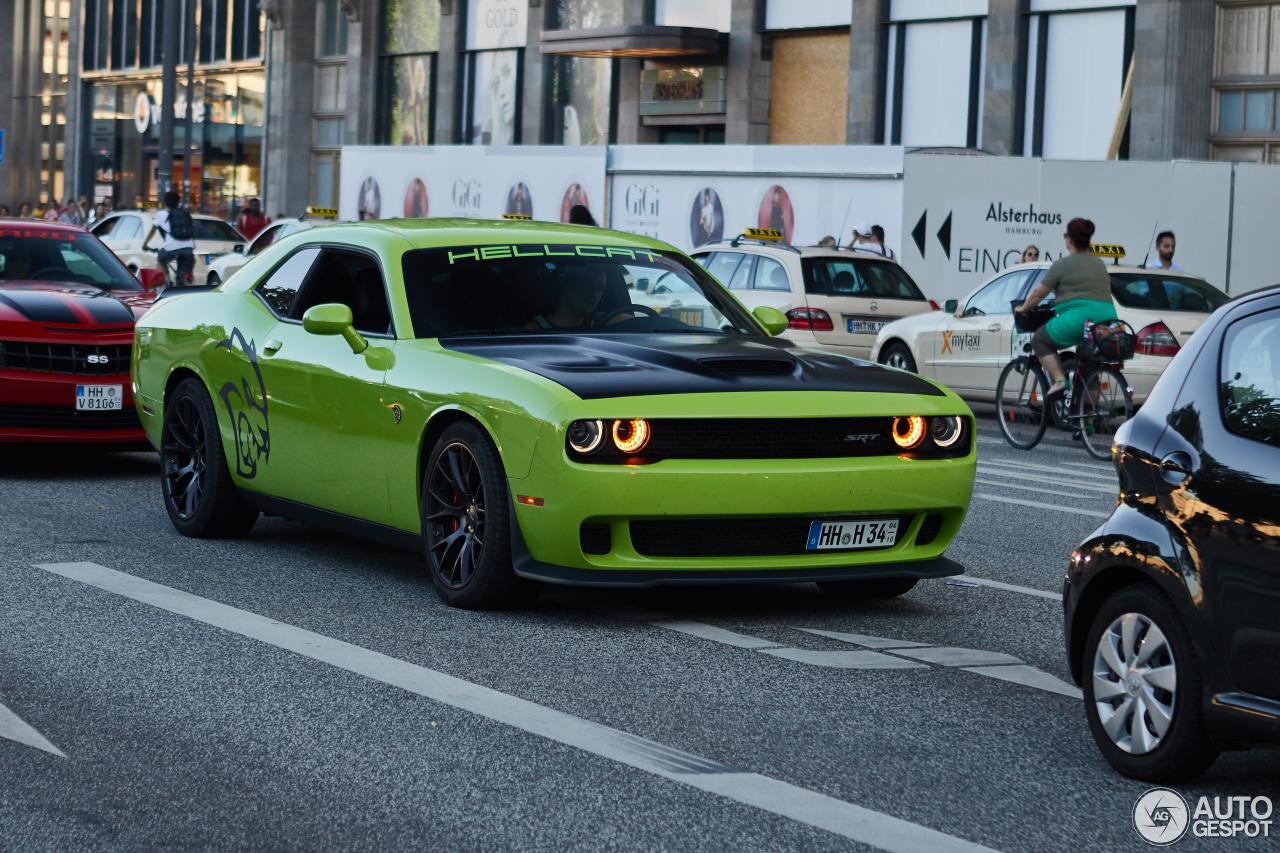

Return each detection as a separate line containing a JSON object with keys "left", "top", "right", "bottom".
{"left": 744, "top": 227, "right": 783, "bottom": 242}
{"left": 501, "top": 212, "right": 532, "bottom": 220}
{"left": 305, "top": 206, "right": 338, "bottom": 219}
{"left": 1090, "top": 243, "right": 1126, "bottom": 259}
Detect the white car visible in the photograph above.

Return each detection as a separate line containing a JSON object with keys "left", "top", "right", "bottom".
{"left": 870, "top": 261, "right": 1229, "bottom": 404}
{"left": 90, "top": 210, "right": 245, "bottom": 282}
{"left": 689, "top": 237, "right": 937, "bottom": 360}
{"left": 204, "top": 217, "right": 312, "bottom": 285}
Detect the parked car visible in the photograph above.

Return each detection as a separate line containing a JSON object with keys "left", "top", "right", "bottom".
{"left": 0, "top": 218, "right": 160, "bottom": 445}
{"left": 1063, "top": 283, "right": 1280, "bottom": 781}
{"left": 204, "top": 208, "right": 339, "bottom": 285}
{"left": 690, "top": 234, "right": 937, "bottom": 360}
{"left": 871, "top": 258, "right": 1228, "bottom": 405}
{"left": 90, "top": 209, "right": 245, "bottom": 283}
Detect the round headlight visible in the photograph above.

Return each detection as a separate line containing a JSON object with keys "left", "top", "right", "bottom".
{"left": 568, "top": 419, "right": 604, "bottom": 454}
{"left": 891, "top": 416, "right": 927, "bottom": 449}
{"left": 611, "top": 418, "right": 651, "bottom": 454}
{"left": 929, "top": 416, "right": 964, "bottom": 448}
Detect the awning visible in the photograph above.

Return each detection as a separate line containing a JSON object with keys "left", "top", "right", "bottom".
{"left": 540, "top": 25, "right": 726, "bottom": 59}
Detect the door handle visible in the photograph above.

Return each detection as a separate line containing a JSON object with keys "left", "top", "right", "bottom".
{"left": 263, "top": 339, "right": 283, "bottom": 356}
{"left": 1159, "top": 451, "right": 1193, "bottom": 485}
{"left": 987, "top": 324, "right": 1002, "bottom": 333}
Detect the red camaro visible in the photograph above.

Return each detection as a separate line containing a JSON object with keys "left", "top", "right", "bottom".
{"left": 0, "top": 220, "right": 162, "bottom": 445}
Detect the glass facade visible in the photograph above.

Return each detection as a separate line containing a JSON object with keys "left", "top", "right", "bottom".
{"left": 379, "top": 0, "right": 440, "bottom": 145}
{"left": 544, "top": 0, "right": 622, "bottom": 145}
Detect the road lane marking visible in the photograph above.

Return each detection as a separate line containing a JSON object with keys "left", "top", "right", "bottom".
{"left": 34, "top": 562, "right": 995, "bottom": 853}
{"left": 794, "top": 628, "right": 930, "bottom": 649}
{"left": 891, "top": 647, "right": 1022, "bottom": 667}
{"left": 972, "top": 493, "right": 1111, "bottom": 519}
{"left": 964, "top": 665, "right": 1082, "bottom": 699}
{"left": 653, "top": 620, "right": 784, "bottom": 650}
{"left": 974, "top": 476, "right": 1117, "bottom": 497}
{"left": 960, "top": 577, "right": 1063, "bottom": 602}
{"left": 977, "top": 459, "right": 1116, "bottom": 484}
{"left": 0, "top": 697, "right": 65, "bottom": 758}
{"left": 759, "top": 648, "right": 926, "bottom": 669}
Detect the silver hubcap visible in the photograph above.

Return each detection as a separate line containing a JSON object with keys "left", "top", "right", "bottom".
{"left": 887, "top": 353, "right": 909, "bottom": 370}
{"left": 1092, "top": 612, "right": 1177, "bottom": 755}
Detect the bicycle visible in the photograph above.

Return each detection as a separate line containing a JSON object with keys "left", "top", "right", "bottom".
{"left": 994, "top": 302, "right": 1136, "bottom": 461}
{"left": 145, "top": 246, "right": 194, "bottom": 288}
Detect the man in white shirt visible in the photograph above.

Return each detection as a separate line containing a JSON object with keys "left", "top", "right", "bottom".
{"left": 143, "top": 191, "right": 196, "bottom": 285}
{"left": 850, "top": 222, "right": 893, "bottom": 258}
{"left": 1144, "top": 230, "right": 1185, "bottom": 272}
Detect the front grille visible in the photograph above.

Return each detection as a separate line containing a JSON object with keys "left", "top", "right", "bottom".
{"left": 0, "top": 341, "right": 132, "bottom": 375}
{"left": 629, "top": 514, "right": 910, "bottom": 558}
{"left": 915, "top": 514, "right": 944, "bottom": 546}
{"left": 579, "top": 523, "right": 612, "bottom": 555}
{"left": 698, "top": 357, "right": 797, "bottom": 376}
{"left": 645, "top": 418, "right": 898, "bottom": 459}
{"left": 0, "top": 405, "right": 141, "bottom": 430}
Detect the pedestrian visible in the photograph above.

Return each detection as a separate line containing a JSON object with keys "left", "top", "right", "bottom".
{"left": 0, "top": 205, "right": 10, "bottom": 218}
{"left": 568, "top": 204, "right": 596, "bottom": 227}
{"left": 59, "top": 198, "right": 84, "bottom": 226}
{"left": 850, "top": 223, "right": 890, "bottom": 257}
{"left": 1145, "top": 230, "right": 1185, "bottom": 272}
{"left": 1021, "top": 245, "right": 1041, "bottom": 263}
{"left": 143, "top": 190, "right": 196, "bottom": 286}
{"left": 42, "top": 200, "right": 61, "bottom": 221}
{"left": 133, "top": 193, "right": 146, "bottom": 210}
{"left": 18, "top": 202, "right": 33, "bottom": 219}
{"left": 818, "top": 235, "right": 837, "bottom": 248}
{"left": 236, "top": 197, "right": 269, "bottom": 240}
{"left": 871, "top": 225, "right": 896, "bottom": 260}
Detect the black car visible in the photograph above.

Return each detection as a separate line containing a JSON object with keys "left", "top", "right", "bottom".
{"left": 1063, "top": 284, "right": 1280, "bottom": 782}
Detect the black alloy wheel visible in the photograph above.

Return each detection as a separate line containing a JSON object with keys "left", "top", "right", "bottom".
{"left": 162, "top": 394, "right": 207, "bottom": 522}
{"left": 426, "top": 441, "right": 488, "bottom": 589}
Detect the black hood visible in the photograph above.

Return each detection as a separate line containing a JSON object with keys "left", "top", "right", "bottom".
{"left": 442, "top": 333, "right": 944, "bottom": 400}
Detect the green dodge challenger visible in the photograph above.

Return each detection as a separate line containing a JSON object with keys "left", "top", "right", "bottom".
{"left": 132, "top": 219, "right": 977, "bottom": 608}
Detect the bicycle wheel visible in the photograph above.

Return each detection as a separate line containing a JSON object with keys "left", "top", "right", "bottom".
{"left": 1076, "top": 366, "right": 1133, "bottom": 460}
{"left": 996, "top": 357, "right": 1050, "bottom": 450}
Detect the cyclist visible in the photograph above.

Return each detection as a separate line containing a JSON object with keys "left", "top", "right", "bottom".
{"left": 1014, "top": 217, "right": 1117, "bottom": 400}
{"left": 143, "top": 191, "right": 196, "bottom": 286}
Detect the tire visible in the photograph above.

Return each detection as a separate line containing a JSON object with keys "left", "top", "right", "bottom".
{"left": 819, "top": 577, "right": 919, "bottom": 599}
{"left": 879, "top": 342, "right": 917, "bottom": 373}
{"left": 995, "top": 357, "right": 1049, "bottom": 450}
{"left": 1077, "top": 366, "right": 1133, "bottom": 461}
{"left": 421, "top": 421, "right": 538, "bottom": 609}
{"left": 207, "top": 272, "right": 221, "bottom": 286}
{"left": 160, "top": 377, "right": 259, "bottom": 538}
{"left": 1081, "top": 585, "right": 1219, "bottom": 782}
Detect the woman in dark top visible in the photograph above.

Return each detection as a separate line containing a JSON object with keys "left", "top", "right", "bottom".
{"left": 1015, "top": 217, "right": 1117, "bottom": 399}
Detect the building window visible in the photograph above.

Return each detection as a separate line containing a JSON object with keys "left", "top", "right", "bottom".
{"left": 314, "top": 1, "right": 348, "bottom": 207}
{"left": 547, "top": 56, "right": 613, "bottom": 144}
{"left": 462, "top": 1, "right": 527, "bottom": 144}
{"left": 379, "top": 0, "right": 441, "bottom": 145}
{"left": 319, "top": 0, "right": 349, "bottom": 58}
{"left": 1212, "top": 4, "right": 1280, "bottom": 162}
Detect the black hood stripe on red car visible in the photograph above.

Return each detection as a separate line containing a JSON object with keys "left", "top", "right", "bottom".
{"left": 0, "top": 290, "right": 80, "bottom": 324}
{"left": 0, "top": 289, "right": 134, "bottom": 325}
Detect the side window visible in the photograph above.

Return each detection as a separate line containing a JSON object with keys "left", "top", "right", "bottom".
{"left": 91, "top": 217, "right": 117, "bottom": 238}
{"left": 964, "top": 270, "right": 1029, "bottom": 316}
{"left": 704, "top": 251, "right": 743, "bottom": 287}
{"left": 255, "top": 247, "right": 321, "bottom": 316}
{"left": 291, "top": 248, "right": 393, "bottom": 335}
{"left": 692, "top": 253, "right": 713, "bottom": 269}
{"left": 753, "top": 256, "right": 792, "bottom": 292}
{"left": 115, "top": 216, "right": 143, "bottom": 240}
{"left": 728, "top": 254, "right": 755, "bottom": 290}
{"left": 1220, "top": 309, "right": 1280, "bottom": 448}
{"left": 249, "top": 225, "right": 284, "bottom": 256}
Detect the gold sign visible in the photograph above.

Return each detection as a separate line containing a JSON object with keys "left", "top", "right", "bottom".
{"left": 306, "top": 206, "right": 338, "bottom": 219}
{"left": 501, "top": 212, "right": 532, "bottom": 220}
{"left": 1090, "top": 243, "right": 1126, "bottom": 259}
{"left": 744, "top": 227, "right": 783, "bottom": 241}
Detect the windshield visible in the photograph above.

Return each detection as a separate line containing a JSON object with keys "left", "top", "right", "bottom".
{"left": 403, "top": 244, "right": 761, "bottom": 338}
{"left": 1109, "top": 273, "right": 1229, "bottom": 313}
{"left": 802, "top": 257, "right": 927, "bottom": 300}
{"left": 193, "top": 219, "right": 244, "bottom": 242}
{"left": 0, "top": 228, "right": 140, "bottom": 290}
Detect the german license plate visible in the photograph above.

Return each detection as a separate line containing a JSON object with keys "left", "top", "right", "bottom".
{"left": 75, "top": 384, "right": 123, "bottom": 411}
{"left": 847, "top": 318, "right": 886, "bottom": 334}
{"left": 806, "top": 518, "right": 899, "bottom": 551}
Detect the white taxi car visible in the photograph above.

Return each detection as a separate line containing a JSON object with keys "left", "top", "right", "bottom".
{"left": 870, "top": 257, "right": 1229, "bottom": 404}
{"left": 90, "top": 209, "right": 245, "bottom": 282}
{"left": 203, "top": 208, "right": 338, "bottom": 284}
{"left": 690, "top": 230, "right": 938, "bottom": 360}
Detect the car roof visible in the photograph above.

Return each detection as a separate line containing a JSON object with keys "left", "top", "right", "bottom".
{"left": 356, "top": 218, "right": 677, "bottom": 253}
{"left": 0, "top": 218, "right": 85, "bottom": 235}
{"left": 1006, "top": 259, "right": 1210, "bottom": 282}
{"left": 692, "top": 242, "right": 899, "bottom": 264}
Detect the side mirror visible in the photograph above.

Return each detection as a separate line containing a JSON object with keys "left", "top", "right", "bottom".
{"left": 752, "top": 305, "right": 789, "bottom": 337}
{"left": 232, "top": 244, "right": 244, "bottom": 254}
{"left": 302, "top": 302, "right": 367, "bottom": 353}
{"left": 943, "top": 299, "right": 958, "bottom": 314}
{"left": 138, "top": 268, "right": 166, "bottom": 290}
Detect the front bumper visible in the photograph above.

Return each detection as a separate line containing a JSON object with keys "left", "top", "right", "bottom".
{"left": 0, "top": 367, "right": 145, "bottom": 444}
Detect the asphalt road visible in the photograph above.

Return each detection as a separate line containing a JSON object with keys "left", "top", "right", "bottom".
{"left": 2, "top": 420, "right": 1276, "bottom": 852}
